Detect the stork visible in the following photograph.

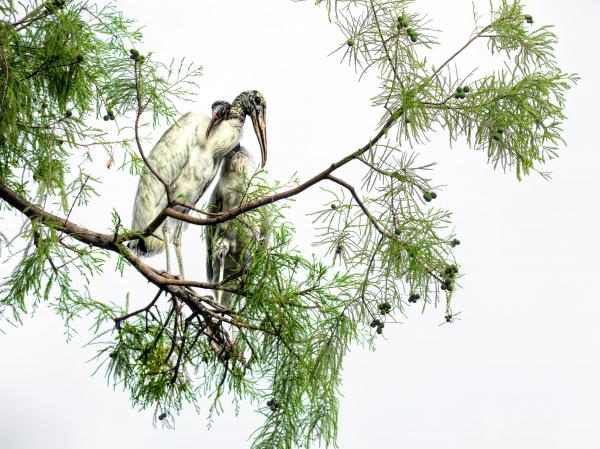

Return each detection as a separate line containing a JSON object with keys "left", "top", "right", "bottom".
{"left": 206, "top": 145, "right": 270, "bottom": 307}
{"left": 128, "top": 90, "right": 267, "bottom": 278}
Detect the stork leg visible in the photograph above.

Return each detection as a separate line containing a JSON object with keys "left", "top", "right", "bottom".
{"left": 217, "top": 259, "right": 225, "bottom": 305}
{"left": 216, "top": 241, "right": 229, "bottom": 306}
{"left": 173, "top": 221, "right": 185, "bottom": 279}
{"left": 162, "top": 226, "right": 172, "bottom": 274}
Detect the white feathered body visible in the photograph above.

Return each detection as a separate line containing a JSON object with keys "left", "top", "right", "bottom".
{"left": 129, "top": 112, "right": 243, "bottom": 255}
{"left": 206, "top": 146, "right": 269, "bottom": 307}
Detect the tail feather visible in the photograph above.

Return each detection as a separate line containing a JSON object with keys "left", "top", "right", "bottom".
{"left": 126, "top": 235, "right": 165, "bottom": 256}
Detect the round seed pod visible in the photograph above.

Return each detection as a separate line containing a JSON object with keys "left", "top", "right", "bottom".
{"left": 378, "top": 302, "right": 392, "bottom": 314}
{"left": 347, "top": 38, "right": 354, "bottom": 47}
{"left": 103, "top": 115, "right": 110, "bottom": 121}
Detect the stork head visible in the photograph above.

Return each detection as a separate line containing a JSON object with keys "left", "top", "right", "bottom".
{"left": 206, "top": 100, "right": 231, "bottom": 139}
{"left": 234, "top": 90, "right": 267, "bottom": 167}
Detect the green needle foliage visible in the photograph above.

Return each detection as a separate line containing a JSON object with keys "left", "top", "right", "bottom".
{"left": 0, "top": 1, "right": 576, "bottom": 448}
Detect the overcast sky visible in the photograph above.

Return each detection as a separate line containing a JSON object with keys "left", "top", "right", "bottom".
{"left": 1, "top": 1, "right": 599, "bottom": 448}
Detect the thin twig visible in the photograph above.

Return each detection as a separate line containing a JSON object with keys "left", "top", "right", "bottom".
{"left": 114, "top": 288, "right": 163, "bottom": 331}
{"left": 132, "top": 59, "right": 172, "bottom": 203}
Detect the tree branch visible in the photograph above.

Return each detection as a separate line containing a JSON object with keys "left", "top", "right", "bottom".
{"left": 132, "top": 58, "right": 172, "bottom": 204}
{"left": 114, "top": 288, "right": 163, "bottom": 331}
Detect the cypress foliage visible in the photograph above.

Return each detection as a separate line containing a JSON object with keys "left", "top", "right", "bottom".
{"left": 0, "top": 1, "right": 576, "bottom": 448}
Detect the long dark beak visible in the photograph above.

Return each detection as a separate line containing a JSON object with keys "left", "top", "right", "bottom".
{"left": 206, "top": 104, "right": 228, "bottom": 138}
{"left": 250, "top": 108, "right": 267, "bottom": 167}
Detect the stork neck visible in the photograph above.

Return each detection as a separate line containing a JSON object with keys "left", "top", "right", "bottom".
{"left": 207, "top": 119, "right": 243, "bottom": 161}
{"left": 227, "top": 102, "right": 247, "bottom": 124}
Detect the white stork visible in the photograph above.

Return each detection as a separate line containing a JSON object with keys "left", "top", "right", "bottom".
{"left": 128, "top": 90, "right": 267, "bottom": 277}
{"left": 206, "top": 145, "right": 270, "bottom": 307}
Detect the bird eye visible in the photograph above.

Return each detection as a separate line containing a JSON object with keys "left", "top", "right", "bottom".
{"left": 254, "top": 96, "right": 262, "bottom": 105}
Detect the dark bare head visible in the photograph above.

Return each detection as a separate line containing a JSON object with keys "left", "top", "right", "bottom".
{"left": 230, "top": 90, "right": 267, "bottom": 168}
{"left": 205, "top": 91, "right": 267, "bottom": 168}
{"left": 206, "top": 100, "right": 230, "bottom": 139}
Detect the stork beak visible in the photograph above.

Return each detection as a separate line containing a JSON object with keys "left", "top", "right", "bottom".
{"left": 206, "top": 103, "right": 228, "bottom": 139}
{"left": 250, "top": 109, "right": 267, "bottom": 167}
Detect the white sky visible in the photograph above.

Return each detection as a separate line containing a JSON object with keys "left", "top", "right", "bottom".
{"left": 1, "top": 1, "right": 599, "bottom": 448}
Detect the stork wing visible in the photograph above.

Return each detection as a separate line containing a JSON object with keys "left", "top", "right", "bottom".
{"left": 130, "top": 112, "right": 210, "bottom": 233}
{"left": 205, "top": 187, "right": 223, "bottom": 283}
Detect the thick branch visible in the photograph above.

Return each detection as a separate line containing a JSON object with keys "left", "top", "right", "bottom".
{"left": 155, "top": 112, "right": 401, "bottom": 229}
{"left": 0, "top": 180, "right": 118, "bottom": 249}
{"left": 0, "top": 181, "right": 262, "bottom": 326}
